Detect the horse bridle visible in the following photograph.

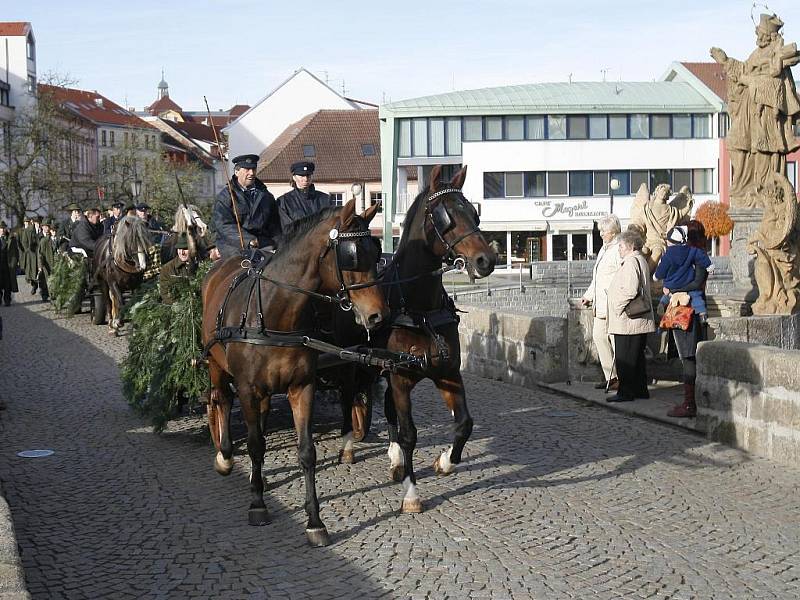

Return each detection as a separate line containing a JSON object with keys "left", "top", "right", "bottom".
{"left": 424, "top": 188, "right": 482, "bottom": 263}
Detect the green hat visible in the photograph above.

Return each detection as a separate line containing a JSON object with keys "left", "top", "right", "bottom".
{"left": 64, "top": 202, "right": 81, "bottom": 212}
{"left": 32, "top": 215, "right": 42, "bottom": 224}
{"left": 0, "top": 220, "right": 7, "bottom": 228}
{"left": 175, "top": 232, "right": 190, "bottom": 250}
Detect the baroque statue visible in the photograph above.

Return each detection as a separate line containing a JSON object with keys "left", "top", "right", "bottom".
{"left": 628, "top": 182, "right": 694, "bottom": 273}
{"left": 748, "top": 172, "right": 800, "bottom": 314}
{"left": 711, "top": 14, "right": 800, "bottom": 207}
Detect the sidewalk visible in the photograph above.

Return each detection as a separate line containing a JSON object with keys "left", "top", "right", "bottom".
{"left": 539, "top": 379, "right": 703, "bottom": 433}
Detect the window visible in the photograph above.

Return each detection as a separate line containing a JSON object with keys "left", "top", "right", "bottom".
{"left": 673, "top": 114, "right": 692, "bottom": 138}
{"left": 124, "top": 132, "right": 129, "bottom": 146}
{"left": 547, "top": 115, "right": 566, "bottom": 139}
{"left": 572, "top": 235, "right": 588, "bottom": 261}
{"left": 429, "top": 119, "right": 444, "bottom": 155}
{"left": 693, "top": 169, "right": 712, "bottom": 193}
{"left": 693, "top": 114, "right": 711, "bottom": 138}
{"left": 446, "top": 118, "right": 462, "bottom": 155}
{"left": 101, "top": 130, "right": 107, "bottom": 147}
{"left": 505, "top": 172, "right": 523, "bottom": 197}
{"left": 483, "top": 172, "right": 504, "bottom": 197}
{"left": 370, "top": 191, "right": 384, "bottom": 212}
{"left": 27, "top": 74, "right": 36, "bottom": 94}
{"left": 589, "top": 115, "right": 608, "bottom": 139}
{"left": 412, "top": 118, "right": 427, "bottom": 156}
{"left": 651, "top": 115, "right": 671, "bottom": 138}
{"left": 463, "top": 117, "right": 482, "bottom": 141}
{"left": 567, "top": 115, "right": 588, "bottom": 139}
{"left": 630, "top": 170, "right": 648, "bottom": 193}
{"left": 548, "top": 171, "right": 568, "bottom": 195}
{"left": 630, "top": 114, "right": 649, "bottom": 138}
{"left": 361, "top": 143, "right": 376, "bottom": 156}
{"left": 302, "top": 144, "right": 315, "bottom": 157}
{"left": 650, "top": 169, "right": 671, "bottom": 189}
{"left": 609, "top": 115, "right": 627, "bottom": 139}
{"left": 569, "top": 171, "right": 593, "bottom": 196}
{"left": 110, "top": 131, "right": 115, "bottom": 146}
{"left": 485, "top": 117, "right": 502, "bottom": 140}
{"left": 524, "top": 172, "right": 546, "bottom": 197}
{"left": 398, "top": 119, "right": 411, "bottom": 157}
{"left": 593, "top": 171, "right": 609, "bottom": 195}
{"left": 329, "top": 193, "right": 344, "bottom": 206}
{"left": 526, "top": 116, "right": 545, "bottom": 139}
{"left": 673, "top": 169, "right": 691, "bottom": 191}
{"left": 0, "top": 86, "right": 9, "bottom": 107}
{"left": 552, "top": 234, "right": 568, "bottom": 261}
{"left": 27, "top": 34, "right": 35, "bottom": 60}
{"left": 132, "top": 133, "right": 138, "bottom": 148}
{"left": 505, "top": 116, "right": 524, "bottom": 140}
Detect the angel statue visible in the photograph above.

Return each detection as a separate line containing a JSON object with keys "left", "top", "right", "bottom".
{"left": 629, "top": 183, "right": 694, "bottom": 273}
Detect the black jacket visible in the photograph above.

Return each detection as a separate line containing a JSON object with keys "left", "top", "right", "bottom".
{"left": 71, "top": 219, "right": 104, "bottom": 255}
{"left": 211, "top": 177, "right": 280, "bottom": 258}
{"left": 277, "top": 185, "right": 332, "bottom": 231}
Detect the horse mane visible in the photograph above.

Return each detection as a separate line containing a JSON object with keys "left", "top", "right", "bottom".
{"left": 112, "top": 215, "right": 151, "bottom": 264}
{"left": 172, "top": 204, "right": 201, "bottom": 233}
{"left": 277, "top": 206, "right": 341, "bottom": 254}
{"left": 397, "top": 186, "right": 430, "bottom": 249}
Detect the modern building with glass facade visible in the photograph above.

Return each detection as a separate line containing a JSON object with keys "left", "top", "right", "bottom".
{"left": 379, "top": 65, "right": 725, "bottom": 264}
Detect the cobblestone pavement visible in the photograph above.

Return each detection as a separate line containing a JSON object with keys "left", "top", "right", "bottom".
{"left": 1, "top": 285, "right": 799, "bottom": 599}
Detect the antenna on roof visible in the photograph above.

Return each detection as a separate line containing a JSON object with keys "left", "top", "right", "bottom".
{"left": 568, "top": 73, "right": 573, "bottom": 83}
{"left": 341, "top": 80, "right": 347, "bottom": 96}
{"left": 601, "top": 68, "right": 609, "bottom": 82}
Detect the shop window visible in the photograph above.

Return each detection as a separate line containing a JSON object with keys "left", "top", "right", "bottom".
{"left": 483, "top": 232, "right": 507, "bottom": 264}
{"left": 552, "top": 234, "right": 568, "bottom": 261}
{"left": 483, "top": 172, "right": 504, "bottom": 198}
{"left": 572, "top": 234, "right": 588, "bottom": 261}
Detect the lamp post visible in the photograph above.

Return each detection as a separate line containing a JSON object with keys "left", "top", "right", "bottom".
{"left": 131, "top": 178, "right": 142, "bottom": 203}
{"left": 351, "top": 182, "right": 364, "bottom": 212}
{"left": 609, "top": 178, "right": 620, "bottom": 214}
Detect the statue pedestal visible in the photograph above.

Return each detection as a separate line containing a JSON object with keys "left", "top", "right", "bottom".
{"left": 722, "top": 207, "right": 763, "bottom": 316}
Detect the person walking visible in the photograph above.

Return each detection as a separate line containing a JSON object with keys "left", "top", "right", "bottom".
{"left": 606, "top": 229, "right": 656, "bottom": 403}
{"left": 581, "top": 215, "right": 623, "bottom": 391}
{"left": 18, "top": 216, "right": 39, "bottom": 295}
{"left": 0, "top": 221, "right": 19, "bottom": 306}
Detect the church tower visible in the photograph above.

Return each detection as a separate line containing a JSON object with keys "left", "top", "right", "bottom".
{"left": 158, "top": 69, "right": 169, "bottom": 99}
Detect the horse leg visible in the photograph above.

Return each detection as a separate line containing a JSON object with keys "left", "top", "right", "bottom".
{"left": 239, "top": 385, "right": 269, "bottom": 526}
{"left": 109, "top": 282, "right": 122, "bottom": 333}
{"left": 432, "top": 372, "right": 473, "bottom": 476}
{"left": 389, "top": 374, "right": 422, "bottom": 513}
{"left": 259, "top": 394, "right": 272, "bottom": 439}
{"left": 207, "top": 358, "right": 234, "bottom": 476}
{"left": 384, "top": 379, "right": 402, "bottom": 480}
{"left": 287, "top": 381, "right": 329, "bottom": 547}
{"left": 338, "top": 369, "right": 356, "bottom": 464}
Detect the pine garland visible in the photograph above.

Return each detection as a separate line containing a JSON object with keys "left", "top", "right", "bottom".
{"left": 49, "top": 253, "right": 87, "bottom": 315}
{"left": 121, "top": 261, "right": 213, "bottom": 431}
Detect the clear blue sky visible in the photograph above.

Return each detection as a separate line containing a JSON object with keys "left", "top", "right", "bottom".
{"left": 7, "top": 0, "right": 800, "bottom": 111}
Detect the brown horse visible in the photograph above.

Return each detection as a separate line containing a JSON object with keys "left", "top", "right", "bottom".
{"left": 368, "top": 165, "right": 495, "bottom": 513}
{"left": 201, "top": 198, "right": 387, "bottom": 546}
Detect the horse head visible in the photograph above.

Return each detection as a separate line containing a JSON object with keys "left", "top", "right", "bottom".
{"left": 423, "top": 165, "right": 496, "bottom": 278}
{"left": 173, "top": 204, "right": 207, "bottom": 259}
{"left": 112, "top": 215, "right": 151, "bottom": 272}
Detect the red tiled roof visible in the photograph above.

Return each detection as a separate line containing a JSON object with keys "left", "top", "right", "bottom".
{"left": 681, "top": 62, "right": 727, "bottom": 102}
{"left": 161, "top": 119, "right": 217, "bottom": 143}
{"left": 257, "top": 110, "right": 381, "bottom": 182}
{"left": 0, "top": 22, "right": 31, "bottom": 36}
{"left": 148, "top": 95, "right": 183, "bottom": 115}
{"left": 229, "top": 104, "right": 250, "bottom": 117}
{"left": 40, "top": 84, "right": 153, "bottom": 129}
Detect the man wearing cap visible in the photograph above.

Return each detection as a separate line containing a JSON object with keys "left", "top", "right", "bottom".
{"left": 71, "top": 208, "right": 104, "bottom": 258}
{"left": 211, "top": 154, "right": 280, "bottom": 258}
{"left": 104, "top": 201, "right": 125, "bottom": 235}
{"left": 0, "top": 220, "right": 19, "bottom": 306}
{"left": 36, "top": 219, "right": 58, "bottom": 302}
{"left": 59, "top": 203, "right": 83, "bottom": 251}
{"left": 159, "top": 233, "right": 198, "bottom": 304}
{"left": 136, "top": 203, "right": 165, "bottom": 244}
{"left": 18, "top": 216, "right": 40, "bottom": 295}
{"left": 277, "top": 161, "right": 332, "bottom": 231}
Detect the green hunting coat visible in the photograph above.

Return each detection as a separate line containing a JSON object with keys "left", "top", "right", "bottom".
{"left": 18, "top": 226, "right": 38, "bottom": 278}
{"left": 0, "top": 232, "right": 20, "bottom": 293}
{"left": 37, "top": 234, "right": 58, "bottom": 277}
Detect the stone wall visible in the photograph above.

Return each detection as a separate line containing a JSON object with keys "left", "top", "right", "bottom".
{"left": 458, "top": 306, "right": 568, "bottom": 386}
{"left": 696, "top": 341, "right": 800, "bottom": 466}
{"left": 711, "top": 312, "right": 800, "bottom": 350}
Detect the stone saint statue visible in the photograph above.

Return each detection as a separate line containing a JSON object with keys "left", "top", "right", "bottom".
{"left": 711, "top": 13, "right": 800, "bottom": 207}
{"left": 629, "top": 182, "right": 694, "bottom": 273}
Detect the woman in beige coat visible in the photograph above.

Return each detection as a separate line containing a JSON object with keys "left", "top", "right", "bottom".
{"left": 581, "top": 215, "right": 622, "bottom": 390}
{"left": 606, "top": 230, "right": 656, "bottom": 402}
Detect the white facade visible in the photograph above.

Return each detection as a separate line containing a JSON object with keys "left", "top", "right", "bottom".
{"left": 0, "top": 24, "right": 36, "bottom": 117}
{"left": 223, "top": 69, "right": 359, "bottom": 170}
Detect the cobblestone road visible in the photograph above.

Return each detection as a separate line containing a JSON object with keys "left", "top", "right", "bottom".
{"left": 1, "top": 286, "right": 799, "bottom": 599}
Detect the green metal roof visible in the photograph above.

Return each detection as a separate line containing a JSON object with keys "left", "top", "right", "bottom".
{"left": 380, "top": 81, "right": 718, "bottom": 117}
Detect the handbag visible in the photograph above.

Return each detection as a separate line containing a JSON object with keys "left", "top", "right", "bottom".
{"left": 624, "top": 259, "right": 652, "bottom": 319}
{"left": 660, "top": 304, "right": 694, "bottom": 330}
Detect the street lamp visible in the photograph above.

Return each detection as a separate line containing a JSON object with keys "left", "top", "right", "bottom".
{"left": 131, "top": 179, "right": 142, "bottom": 201}
{"left": 609, "top": 178, "right": 620, "bottom": 214}
{"left": 351, "top": 182, "right": 364, "bottom": 211}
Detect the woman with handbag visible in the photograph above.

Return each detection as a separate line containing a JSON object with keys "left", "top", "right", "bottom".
{"left": 606, "top": 230, "right": 656, "bottom": 402}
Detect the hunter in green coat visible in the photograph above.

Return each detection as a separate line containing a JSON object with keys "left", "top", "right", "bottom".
{"left": 37, "top": 220, "right": 58, "bottom": 302}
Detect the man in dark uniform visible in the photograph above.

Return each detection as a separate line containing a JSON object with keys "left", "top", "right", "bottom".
{"left": 104, "top": 201, "right": 125, "bottom": 235}
{"left": 59, "top": 202, "right": 83, "bottom": 250}
{"left": 36, "top": 218, "right": 58, "bottom": 302}
{"left": 277, "top": 161, "right": 332, "bottom": 230}
{"left": 159, "top": 233, "right": 198, "bottom": 304}
{"left": 18, "top": 216, "right": 40, "bottom": 295}
{"left": 0, "top": 220, "right": 19, "bottom": 306}
{"left": 135, "top": 203, "right": 165, "bottom": 244}
{"left": 71, "top": 208, "right": 104, "bottom": 258}
{"left": 210, "top": 154, "right": 280, "bottom": 258}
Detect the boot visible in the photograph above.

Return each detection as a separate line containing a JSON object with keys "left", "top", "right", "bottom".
{"left": 667, "top": 383, "right": 696, "bottom": 418}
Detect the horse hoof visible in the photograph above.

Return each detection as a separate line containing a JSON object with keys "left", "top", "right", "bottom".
{"left": 338, "top": 449, "right": 355, "bottom": 464}
{"left": 433, "top": 455, "right": 455, "bottom": 476}
{"left": 305, "top": 527, "right": 331, "bottom": 547}
{"left": 401, "top": 498, "right": 423, "bottom": 514}
{"left": 248, "top": 508, "right": 269, "bottom": 526}
{"left": 389, "top": 465, "right": 404, "bottom": 483}
{"left": 214, "top": 452, "right": 234, "bottom": 476}
{"left": 107, "top": 328, "right": 117, "bottom": 336}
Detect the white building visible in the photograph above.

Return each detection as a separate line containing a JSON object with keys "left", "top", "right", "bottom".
{"left": 379, "top": 75, "right": 724, "bottom": 265}
{"left": 223, "top": 68, "right": 365, "bottom": 171}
